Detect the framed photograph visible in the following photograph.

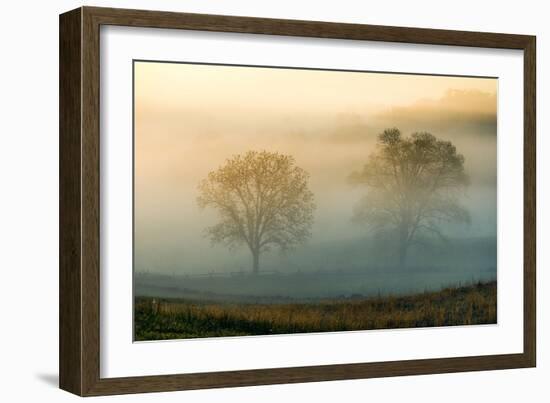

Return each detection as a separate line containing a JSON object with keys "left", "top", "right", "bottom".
{"left": 59, "top": 6, "right": 536, "bottom": 396}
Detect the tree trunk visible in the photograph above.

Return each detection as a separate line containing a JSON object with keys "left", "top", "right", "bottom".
{"left": 398, "top": 224, "right": 409, "bottom": 268}
{"left": 398, "top": 240, "right": 408, "bottom": 267}
{"left": 252, "top": 249, "right": 260, "bottom": 274}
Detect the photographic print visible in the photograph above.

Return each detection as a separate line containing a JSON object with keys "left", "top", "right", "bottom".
{"left": 133, "top": 61, "right": 497, "bottom": 341}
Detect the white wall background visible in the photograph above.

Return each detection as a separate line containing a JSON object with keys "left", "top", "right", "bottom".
{"left": 0, "top": 0, "right": 546, "bottom": 401}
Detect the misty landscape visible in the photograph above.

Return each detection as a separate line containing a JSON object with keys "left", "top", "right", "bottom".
{"left": 133, "top": 61, "right": 497, "bottom": 340}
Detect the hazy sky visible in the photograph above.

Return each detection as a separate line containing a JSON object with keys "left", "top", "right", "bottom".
{"left": 134, "top": 61, "right": 497, "bottom": 274}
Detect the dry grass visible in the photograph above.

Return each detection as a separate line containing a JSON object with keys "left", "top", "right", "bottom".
{"left": 135, "top": 281, "right": 496, "bottom": 341}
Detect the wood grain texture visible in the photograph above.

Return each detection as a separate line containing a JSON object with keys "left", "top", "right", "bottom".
{"left": 59, "top": 6, "right": 537, "bottom": 396}
{"left": 59, "top": 8, "right": 82, "bottom": 396}
{"left": 81, "top": 6, "right": 102, "bottom": 396}
{"left": 523, "top": 38, "right": 536, "bottom": 367}
{"left": 86, "top": 6, "right": 532, "bottom": 49}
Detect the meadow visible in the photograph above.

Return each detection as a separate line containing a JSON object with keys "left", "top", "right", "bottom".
{"left": 134, "top": 281, "right": 496, "bottom": 341}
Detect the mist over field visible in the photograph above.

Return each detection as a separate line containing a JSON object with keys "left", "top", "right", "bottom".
{"left": 134, "top": 61, "right": 497, "bottom": 300}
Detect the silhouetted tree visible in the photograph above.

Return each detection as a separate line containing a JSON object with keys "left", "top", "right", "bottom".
{"left": 349, "top": 128, "right": 470, "bottom": 266}
{"left": 198, "top": 151, "right": 315, "bottom": 273}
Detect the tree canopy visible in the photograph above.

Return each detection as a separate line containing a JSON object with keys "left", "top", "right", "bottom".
{"left": 349, "top": 128, "right": 470, "bottom": 265}
{"left": 197, "top": 150, "right": 315, "bottom": 273}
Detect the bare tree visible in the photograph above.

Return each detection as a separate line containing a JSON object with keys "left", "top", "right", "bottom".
{"left": 197, "top": 150, "right": 315, "bottom": 273}
{"left": 349, "top": 128, "right": 470, "bottom": 266}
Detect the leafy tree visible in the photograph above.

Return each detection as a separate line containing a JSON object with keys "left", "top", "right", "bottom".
{"left": 198, "top": 151, "right": 315, "bottom": 273}
{"left": 349, "top": 128, "right": 470, "bottom": 266}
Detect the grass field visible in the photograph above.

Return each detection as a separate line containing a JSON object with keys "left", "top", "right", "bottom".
{"left": 134, "top": 281, "right": 496, "bottom": 341}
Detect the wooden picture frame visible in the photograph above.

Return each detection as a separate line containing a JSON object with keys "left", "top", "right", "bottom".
{"left": 59, "top": 6, "right": 536, "bottom": 396}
